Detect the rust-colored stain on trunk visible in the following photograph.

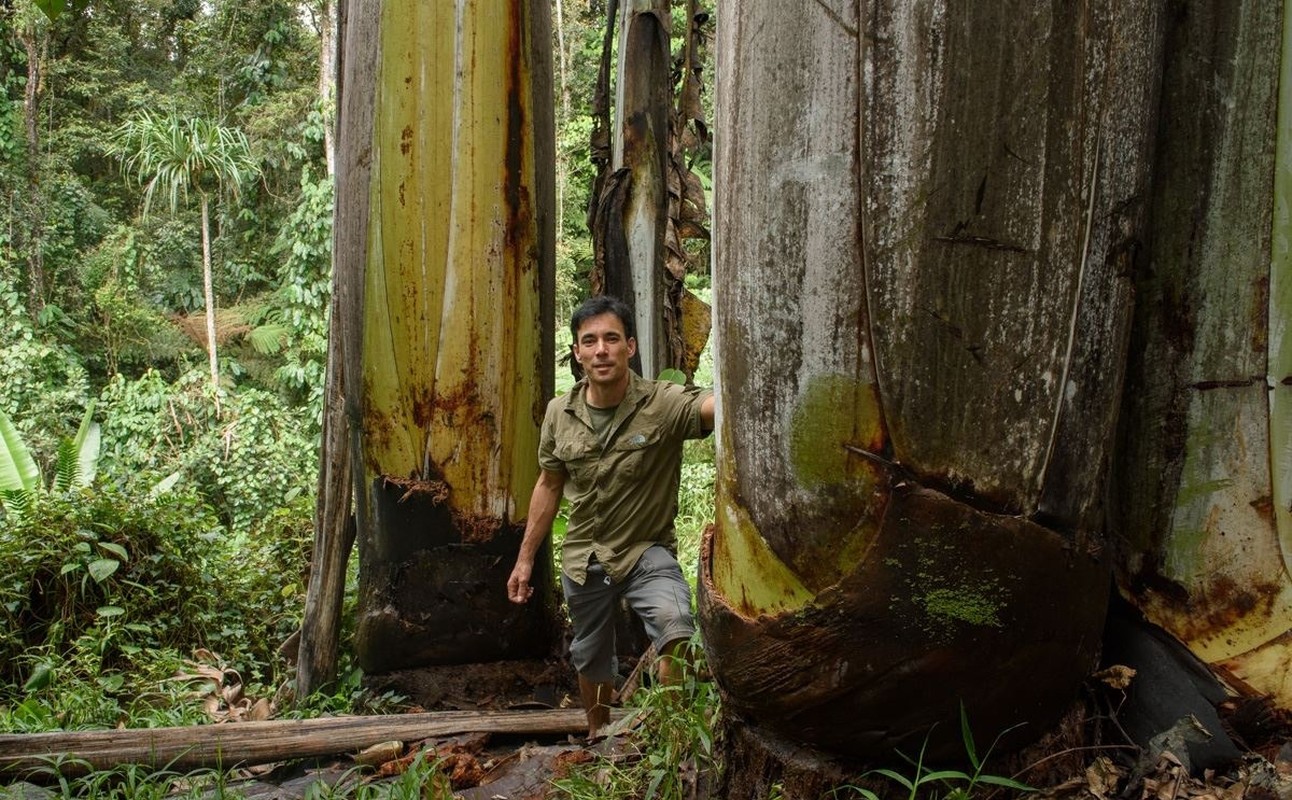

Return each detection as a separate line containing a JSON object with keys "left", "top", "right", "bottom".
{"left": 502, "top": 0, "right": 532, "bottom": 256}
{"left": 1128, "top": 572, "right": 1283, "bottom": 646}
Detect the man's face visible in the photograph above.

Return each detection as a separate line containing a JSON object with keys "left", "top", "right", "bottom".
{"left": 573, "top": 312, "right": 637, "bottom": 389}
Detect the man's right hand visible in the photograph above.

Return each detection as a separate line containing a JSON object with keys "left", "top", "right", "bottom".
{"left": 508, "top": 468, "right": 564, "bottom": 605}
{"left": 508, "top": 560, "right": 534, "bottom": 604}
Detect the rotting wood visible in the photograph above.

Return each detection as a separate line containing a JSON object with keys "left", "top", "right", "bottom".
{"left": 0, "top": 709, "right": 622, "bottom": 777}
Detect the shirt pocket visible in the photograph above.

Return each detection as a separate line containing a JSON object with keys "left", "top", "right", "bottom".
{"left": 554, "top": 438, "right": 598, "bottom": 484}
{"left": 612, "top": 428, "right": 662, "bottom": 483}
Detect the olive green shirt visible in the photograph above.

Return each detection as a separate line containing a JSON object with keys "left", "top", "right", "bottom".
{"left": 539, "top": 371, "right": 712, "bottom": 585}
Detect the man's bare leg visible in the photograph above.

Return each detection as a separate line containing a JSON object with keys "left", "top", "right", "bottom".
{"left": 656, "top": 638, "right": 694, "bottom": 686}
{"left": 578, "top": 673, "right": 614, "bottom": 738}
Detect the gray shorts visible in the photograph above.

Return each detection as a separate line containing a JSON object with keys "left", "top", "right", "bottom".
{"left": 562, "top": 545, "right": 696, "bottom": 683}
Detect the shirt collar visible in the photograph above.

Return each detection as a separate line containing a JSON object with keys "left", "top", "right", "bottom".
{"left": 563, "top": 371, "right": 651, "bottom": 427}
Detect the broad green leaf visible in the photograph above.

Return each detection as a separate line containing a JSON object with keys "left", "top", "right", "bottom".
{"left": 59, "top": 562, "right": 80, "bottom": 576}
{"left": 70, "top": 401, "right": 100, "bottom": 488}
{"left": 32, "top": 0, "right": 68, "bottom": 21}
{"left": 658, "top": 368, "right": 687, "bottom": 385}
{"left": 151, "top": 470, "right": 183, "bottom": 497}
{"left": 23, "top": 663, "right": 53, "bottom": 692}
{"left": 97, "top": 541, "right": 129, "bottom": 562}
{"left": 88, "top": 558, "right": 120, "bottom": 583}
{"left": 97, "top": 674, "right": 125, "bottom": 692}
{"left": 0, "top": 409, "right": 40, "bottom": 493}
{"left": 96, "top": 605, "right": 125, "bottom": 617}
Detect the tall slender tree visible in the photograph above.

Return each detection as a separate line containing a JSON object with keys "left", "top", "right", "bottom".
{"left": 15, "top": 3, "right": 48, "bottom": 319}
{"left": 109, "top": 110, "right": 260, "bottom": 394}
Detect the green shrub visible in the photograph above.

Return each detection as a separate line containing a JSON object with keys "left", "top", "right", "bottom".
{"left": 0, "top": 280, "right": 92, "bottom": 463}
{"left": 97, "top": 367, "right": 319, "bottom": 535}
{"left": 0, "top": 481, "right": 311, "bottom": 729}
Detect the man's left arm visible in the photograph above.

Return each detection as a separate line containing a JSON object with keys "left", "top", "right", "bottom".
{"left": 700, "top": 393, "right": 715, "bottom": 434}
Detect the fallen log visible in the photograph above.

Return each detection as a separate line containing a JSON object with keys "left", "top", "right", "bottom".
{"left": 0, "top": 708, "right": 620, "bottom": 777}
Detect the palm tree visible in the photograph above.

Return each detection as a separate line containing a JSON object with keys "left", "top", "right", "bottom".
{"left": 109, "top": 110, "right": 259, "bottom": 393}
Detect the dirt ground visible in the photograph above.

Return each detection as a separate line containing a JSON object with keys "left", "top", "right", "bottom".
{"left": 5, "top": 654, "right": 1291, "bottom": 800}
{"left": 203, "top": 665, "right": 1292, "bottom": 800}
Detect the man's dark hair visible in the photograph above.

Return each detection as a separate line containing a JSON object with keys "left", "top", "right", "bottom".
{"left": 570, "top": 294, "right": 636, "bottom": 342}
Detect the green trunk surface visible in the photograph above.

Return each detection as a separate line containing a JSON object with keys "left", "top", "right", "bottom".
{"left": 1112, "top": 0, "right": 1292, "bottom": 706}
{"left": 336, "top": 0, "right": 558, "bottom": 672}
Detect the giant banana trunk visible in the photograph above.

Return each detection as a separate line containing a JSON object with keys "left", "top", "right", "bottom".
{"left": 588, "top": 0, "right": 711, "bottom": 380}
{"left": 698, "top": 0, "right": 1161, "bottom": 787}
{"left": 334, "top": 0, "right": 559, "bottom": 672}
{"left": 608, "top": 0, "right": 672, "bottom": 378}
{"left": 1113, "top": 0, "right": 1292, "bottom": 707}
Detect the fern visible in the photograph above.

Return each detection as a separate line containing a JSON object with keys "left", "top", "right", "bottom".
{"left": 52, "top": 439, "right": 81, "bottom": 494}
{"left": 247, "top": 323, "right": 289, "bottom": 355}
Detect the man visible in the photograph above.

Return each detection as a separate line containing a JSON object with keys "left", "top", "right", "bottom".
{"left": 507, "top": 294, "right": 715, "bottom": 738}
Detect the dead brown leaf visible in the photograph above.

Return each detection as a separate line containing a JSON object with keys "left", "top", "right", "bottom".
{"left": 1092, "top": 664, "right": 1137, "bottom": 690}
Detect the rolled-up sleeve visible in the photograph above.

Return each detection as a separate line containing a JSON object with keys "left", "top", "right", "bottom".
{"left": 538, "top": 399, "right": 564, "bottom": 473}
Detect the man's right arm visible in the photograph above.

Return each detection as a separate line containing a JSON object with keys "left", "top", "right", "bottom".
{"left": 507, "top": 468, "right": 566, "bottom": 604}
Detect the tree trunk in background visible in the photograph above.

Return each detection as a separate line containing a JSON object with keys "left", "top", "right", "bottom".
{"left": 1113, "top": 0, "right": 1292, "bottom": 707}
{"left": 297, "top": 0, "right": 351, "bottom": 701}
{"left": 554, "top": 0, "right": 569, "bottom": 237}
{"left": 199, "top": 193, "right": 221, "bottom": 393}
{"left": 698, "top": 1, "right": 1162, "bottom": 793}
{"left": 19, "top": 21, "right": 45, "bottom": 319}
{"left": 663, "top": 0, "right": 712, "bottom": 377}
{"left": 318, "top": 0, "right": 336, "bottom": 179}
{"left": 586, "top": 0, "right": 673, "bottom": 378}
{"left": 587, "top": 0, "right": 711, "bottom": 380}
{"left": 608, "top": 0, "right": 671, "bottom": 377}
{"left": 336, "top": 0, "right": 559, "bottom": 672}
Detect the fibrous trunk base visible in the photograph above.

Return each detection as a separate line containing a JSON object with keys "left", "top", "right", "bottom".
{"left": 700, "top": 484, "right": 1109, "bottom": 761}
{"left": 712, "top": 692, "right": 1100, "bottom": 799}
{"left": 711, "top": 716, "right": 861, "bottom": 799}
{"left": 355, "top": 478, "right": 559, "bottom": 672}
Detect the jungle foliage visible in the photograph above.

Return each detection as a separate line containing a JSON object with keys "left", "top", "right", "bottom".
{"left": 0, "top": 0, "right": 716, "bottom": 752}
{"left": 0, "top": 0, "right": 350, "bottom": 726}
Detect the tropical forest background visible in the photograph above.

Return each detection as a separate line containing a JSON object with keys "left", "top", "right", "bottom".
{"left": 0, "top": 0, "right": 714, "bottom": 732}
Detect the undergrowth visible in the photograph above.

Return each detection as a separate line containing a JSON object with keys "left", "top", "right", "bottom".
{"left": 551, "top": 638, "right": 720, "bottom": 800}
